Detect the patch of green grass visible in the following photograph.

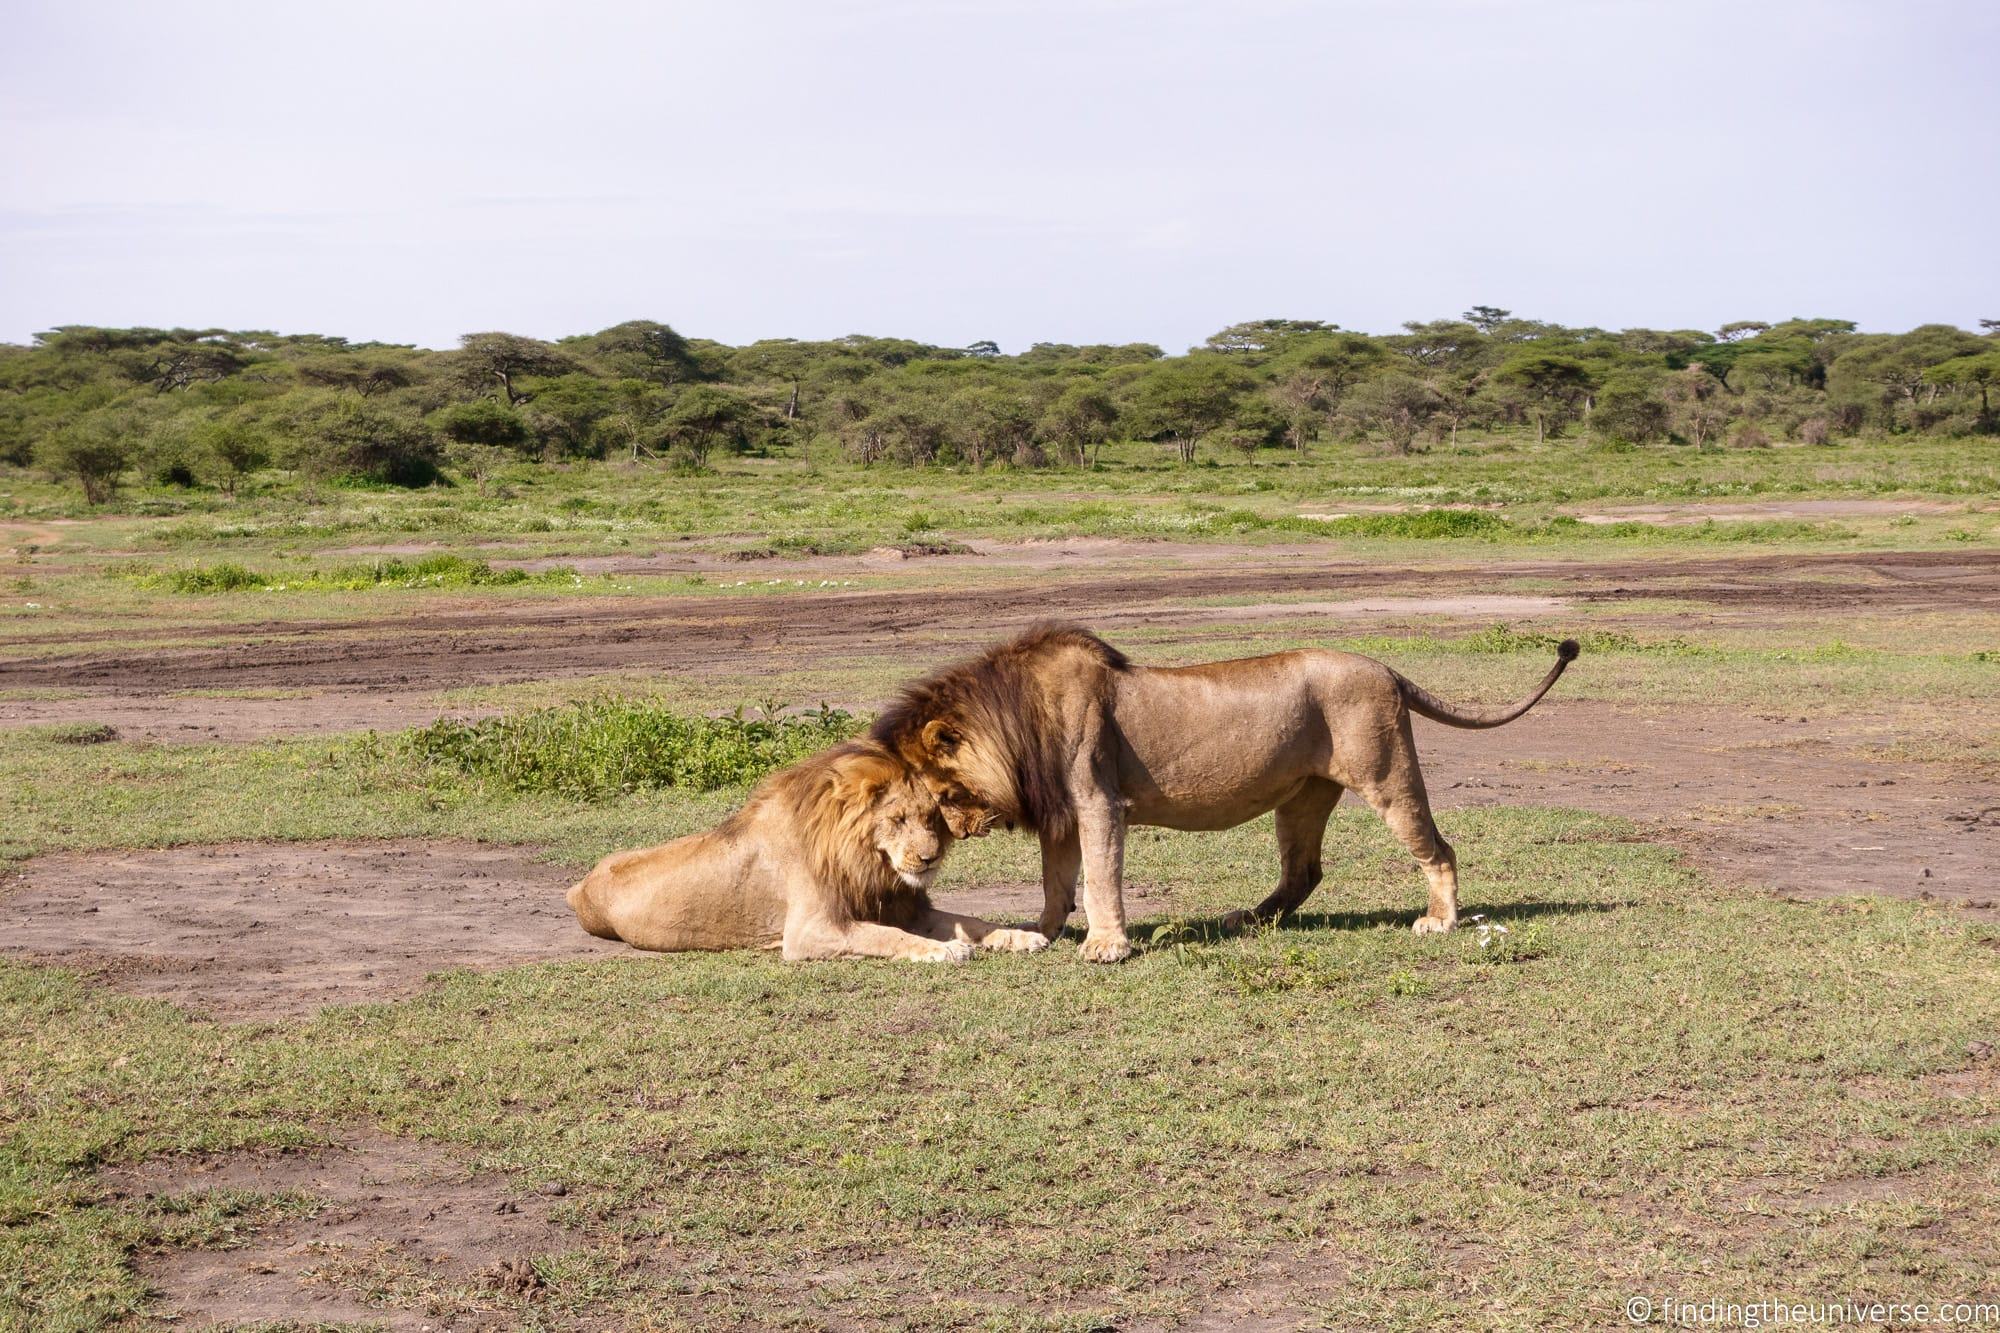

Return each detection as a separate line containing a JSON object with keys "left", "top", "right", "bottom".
{"left": 130, "top": 554, "right": 582, "bottom": 594}
{"left": 398, "top": 701, "right": 861, "bottom": 801}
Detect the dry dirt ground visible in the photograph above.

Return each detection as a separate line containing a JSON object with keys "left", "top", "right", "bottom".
{"left": 0, "top": 841, "right": 625, "bottom": 1019}
{"left": 100, "top": 1134, "right": 578, "bottom": 1331}
{"left": 6, "top": 546, "right": 1996, "bottom": 705}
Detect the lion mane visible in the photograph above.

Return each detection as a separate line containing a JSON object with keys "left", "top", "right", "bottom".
{"left": 870, "top": 623, "right": 1128, "bottom": 841}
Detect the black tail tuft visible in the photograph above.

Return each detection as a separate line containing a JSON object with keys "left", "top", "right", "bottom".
{"left": 1557, "top": 638, "right": 1581, "bottom": 663}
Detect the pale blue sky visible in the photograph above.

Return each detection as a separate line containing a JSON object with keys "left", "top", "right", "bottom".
{"left": 3, "top": 0, "right": 1994, "bottom": 351}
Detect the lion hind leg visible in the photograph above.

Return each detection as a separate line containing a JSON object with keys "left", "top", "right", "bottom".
{"left": 1224, "top": 779, "right": 1342, "bottom": 931}
{"left": 1358, "top": 778, "right": 1459, "bottom": 935}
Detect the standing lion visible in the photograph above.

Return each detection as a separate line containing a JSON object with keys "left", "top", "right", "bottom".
{"left": 870, "top": 624, "right": 1578, "bottom": 962}
{"left": 567, "top": 739, "right": 1048, "bottom": 962}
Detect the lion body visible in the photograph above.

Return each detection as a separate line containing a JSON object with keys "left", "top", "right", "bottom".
{"left": 566, "top": 739, "right": 1047, "bottom": 963}
{"left": 872, "top": 625, "right": 1577, "bottom": 961}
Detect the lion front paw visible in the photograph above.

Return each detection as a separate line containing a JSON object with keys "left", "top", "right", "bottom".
{"left": 981, "top": 928, "right": 1051, "bottom": 954}
{"left": 1077, "top": 932, "right": 1133, "bottom": 964}
{"left": 1411, "top": 914, "right": 1455, "bottom": 936}
{"left": 913, "top": 938, "right": 975, "bottom": 963}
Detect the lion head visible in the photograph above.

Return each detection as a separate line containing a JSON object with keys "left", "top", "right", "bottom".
{"left": 767, "top": 740, "right": 957, "bottom": 919}
{"left": 870, "top": 624, "right": 1129, "bottom": 840}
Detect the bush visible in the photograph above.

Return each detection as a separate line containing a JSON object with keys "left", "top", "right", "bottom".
{"left": 151, "top": 562, "right": 268, "bottom": 593}
{"left": 1318, "top": 508, "right": 1510, "bottom": 539}
{"left": 401, "top": 702, "right": 860, "bottom": 799}
{"left": 1733, "top": 423, "right": 1771, "bottom": 449}
{"left": 137, "top": 554, "right": 577, "bottom": 593}
{"left": 1592, "top": 380, "right": 1671, "bottom": 444}
{"left": 36, "top": 416, "right": 134, "bottom": 504}
{"left": 434, "top": 399, "right": 531, "bottom": 451}
{"left": 1797, "top": 416, "right": 1831, "bottom": 445}
{"left": 286, "top": 398, "right": 441, "bottom": 486}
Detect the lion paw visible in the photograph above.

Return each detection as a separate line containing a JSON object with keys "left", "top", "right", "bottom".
{"left": 1410, "top": 915, "right": 1454, "bottom": 936}
{"left": 914, "top": 939, "right": 976, "bottom": 963}
{"left": 981, "top": 928, "right": 1051, "bottom": 953}
{"left": 1077, "top": 932, "right": 1133, "bottom": 964}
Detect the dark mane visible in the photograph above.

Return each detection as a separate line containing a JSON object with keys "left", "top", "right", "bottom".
{"left": 869, "top": 623, "right": 1127, "bottom": 840}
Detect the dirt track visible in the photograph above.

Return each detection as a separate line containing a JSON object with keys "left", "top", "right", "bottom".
{"left": 5, "top": 549, "right": 1996, "bottom": 703}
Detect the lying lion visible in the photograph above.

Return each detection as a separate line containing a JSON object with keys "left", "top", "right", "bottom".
{"left": 871, "top": 624, "right": 1578, "bottom": 962}
{"left": 567, "top": 739, "right": 1048, "bottom": 962}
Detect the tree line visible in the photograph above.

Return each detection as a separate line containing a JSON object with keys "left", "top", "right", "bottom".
{"left": 3, "top": 311, "right": 1997, "bottom": 502}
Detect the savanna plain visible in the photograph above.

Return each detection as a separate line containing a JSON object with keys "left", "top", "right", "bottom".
{"left": 4, "top": 436, "right": 1999, "bottom": 1331}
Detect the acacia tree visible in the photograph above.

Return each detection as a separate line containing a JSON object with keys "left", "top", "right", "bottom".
{"left": 1034, "top": 380, "right": 1118, "bottom": 466}
{"left": 1924, "top": 351, "right": 2000, "bottom": 424}
{"left": 37, "top": 413, "right": 133, "bottom": 503}
{"left": 1264, "top": 333, "right": 1386, "bottom": 453}
{"left": 946, "top": 382, "right": 1036, "bottom": 467}
{"left": 1424, "top": 369, "right": 1484, "bottom": 448}
{"left": 1495, "top": 354, "right": 1596, "bottom": 443}
{"left": 1661, "top": 366, "right": 1732, "bottom": 448}
{"left": 1202, "top": 319, "right": 1337, "bottom": 359}
{"left": 295, "top": 353, "right": 414, "bottom": 396}
{"left": 192, "top": 420, "right": 270, "bottom": 496}
{"left": 1342, "top": 373, "right": 1439, "bottom": 455}
{"left": 658, "top": 385, "right": 759, "bottom": 468}
{"left": 1128, "top": 356, "right": 1254, "bottom": 463}
{"left": 454, "top": 333, "right": 577, "bottom": 406}
{"left": 577, "top": 320, "right": 703, "bottom": 385}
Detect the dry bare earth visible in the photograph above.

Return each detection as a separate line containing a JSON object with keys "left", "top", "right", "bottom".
{"left": 0, "top": 841, "right": 623, "bottom": 1019}
{"left": 4, "top": 547, "right": 1996, "bottom": 706}
{"left": 101, "top": 1135, "right": 576, "bottom": 1331}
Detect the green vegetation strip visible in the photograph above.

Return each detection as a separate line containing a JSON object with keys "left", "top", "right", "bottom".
{"left": 398, "top": 702, "right": 860, "bottom": 800}
{"left": 120, "top": 553, "right": 581, "bottom": 594}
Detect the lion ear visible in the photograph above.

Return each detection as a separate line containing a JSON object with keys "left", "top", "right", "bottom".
{"left": 830, "top": 764, "right": 889, "bottom": 811}
{"left": 921, "top": 719, "right": 961, "bottom": 755}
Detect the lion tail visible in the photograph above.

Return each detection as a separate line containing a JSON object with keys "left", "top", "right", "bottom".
{"left": 1396, "top": 639, "right": 1579, "bottom": 729}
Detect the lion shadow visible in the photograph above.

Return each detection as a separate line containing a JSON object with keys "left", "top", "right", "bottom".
{"left": 1123, "top": 898, "right": 1630, "bottom": 947}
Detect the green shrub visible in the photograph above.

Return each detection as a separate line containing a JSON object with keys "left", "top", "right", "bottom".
{"left": 401, "top": 701, "right": 861, "bottom": 799}
{"left": 136, "top": 554, "right": 579, "bottom": 593}
{"left": 1319, "top": 508, "right": 1511, "bottom": 539}
{"left": 155, "top": 563, "right": 268, "bottom": 593}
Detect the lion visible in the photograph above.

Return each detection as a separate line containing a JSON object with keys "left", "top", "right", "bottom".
{"left": 870, "top": 624, "right": 1579, "bottom": 962}
{"left": 566, "top": 739, "right": 1048, "bottom": 962}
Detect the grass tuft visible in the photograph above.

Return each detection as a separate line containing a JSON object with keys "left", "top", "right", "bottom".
{"left": 135, "top": 554, "right": 580, "bottom": 593}
{"left": 399, "top": 701, "right": 861, "bottom": 800}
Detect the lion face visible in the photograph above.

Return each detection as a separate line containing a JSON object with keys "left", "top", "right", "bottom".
{"left": 899, "top": 720, "right": 1015, "bottom": 835}
{"left": 864, "top": 771, "right": 952, "bottom": 890}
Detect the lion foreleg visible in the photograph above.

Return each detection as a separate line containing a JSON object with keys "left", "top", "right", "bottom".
{"left": 1074, "top": 795, "right": 1132, "bottom": 964}
{"left": 782, "top": 910, "right": 973, "bottom": 963}
{"left": 916, "top": 907, "right": 1050, "bottom": 954}
{"left": 1036, "top": 828, "right": 1081, "bottom": 940}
